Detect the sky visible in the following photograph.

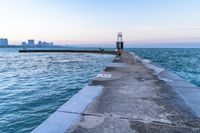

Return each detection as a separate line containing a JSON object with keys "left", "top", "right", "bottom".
{"left": 0, "top": 0, "right": 200, "bottom": 47}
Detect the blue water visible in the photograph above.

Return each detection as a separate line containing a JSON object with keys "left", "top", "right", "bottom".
{"left": 0, "top": 48, "right": 114, "bottom": 133}
{"left": 129, "top": 48, "right": 200, "bottom": 87}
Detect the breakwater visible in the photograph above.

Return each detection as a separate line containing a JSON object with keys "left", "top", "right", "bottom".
{"left": 19, "top": 49, "right": 117, "bottom": 55}
{"left": 32, "top": 50, "right": 200, "bottom": 133}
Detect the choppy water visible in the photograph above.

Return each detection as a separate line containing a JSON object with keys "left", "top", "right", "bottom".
{"left": 129, "top": 48, "right": 200, "bottom": 87}
{"left": 0, "top": 48, "right": 114, "bottom": 133}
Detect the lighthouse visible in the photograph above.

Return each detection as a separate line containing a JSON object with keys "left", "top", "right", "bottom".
{"left": 116, "top": 32, "right": 124, "bottom": 49}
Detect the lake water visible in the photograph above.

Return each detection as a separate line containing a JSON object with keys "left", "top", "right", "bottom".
{"left": 129, "top": 48, "right": 200, "bottom": 87}
{"left": 0, "top": 48, "right": 114, "bottom": 133}
{"left": 2, "top": 48, "right": 200, "bottom": 132}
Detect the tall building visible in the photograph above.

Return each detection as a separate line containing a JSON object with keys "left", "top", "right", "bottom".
{"left": 50, "top": 42, "right": 53, "bottom": 46}
{"left": 38, "top": 41, "right": 42, "bottom": 45}
{"left": 0, "top": 38, "right": 8, "bottom": 46}
{"left": 21, "top": 42, "right": 26, "bottom": 46}
{"left": 42, "top": 42, "right": 49, "bottom": 46}
{"left": 28, "top": 39, "right": 35, "bottom": 46}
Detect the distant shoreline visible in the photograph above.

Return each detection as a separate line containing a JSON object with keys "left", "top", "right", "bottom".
{"left": 0, "top": 45, "right": 74, "bottom": 48}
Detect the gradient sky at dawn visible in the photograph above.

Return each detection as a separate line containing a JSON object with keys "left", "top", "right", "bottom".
{"left": 0, "top": 0, "right": 200, "bottom": 47}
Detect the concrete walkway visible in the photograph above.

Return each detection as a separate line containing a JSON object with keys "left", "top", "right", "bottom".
{"left": 69, "top": 51, "right": 200, "bottom": 133}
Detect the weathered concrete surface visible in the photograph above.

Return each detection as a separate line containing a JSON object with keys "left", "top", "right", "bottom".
{"left": 32, "top": 86, "right": 103, "bottom": 133}
{"left": 69, "top": 51, "right": 200, "bottom": 133}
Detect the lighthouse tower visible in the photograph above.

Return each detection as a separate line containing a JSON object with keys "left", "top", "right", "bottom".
{"left": 116, "top": 32, "right": 124, "bottom": 49}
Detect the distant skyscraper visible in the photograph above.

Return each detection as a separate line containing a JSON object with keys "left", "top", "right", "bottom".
{"left": 38, "top": 41, "right": 42, "bottom": 45}
{"left": 42, "top": 42, "right": 49, "bottom": 46}
{"left": 28, "top": 39, "right": 35, "bottom": 46}
{"left": 21, "top": 42, "right": 26, "bottom": 46}
{"left": 0, "top": 38, "right": 8, "bottom": 46}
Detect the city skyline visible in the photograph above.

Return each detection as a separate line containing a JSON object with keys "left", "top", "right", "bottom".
{"left": 1, "top": 0, "right": 200, "bottom": 47}
{"left": 0, "top": 37, "right": 55, "bottom": 47}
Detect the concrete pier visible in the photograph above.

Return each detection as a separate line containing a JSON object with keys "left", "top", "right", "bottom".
{"left": 32, "top": 50, "right": 200, "bottom": 133}
{"left": 19, "top": 49, "right": 117, "bottom": 55}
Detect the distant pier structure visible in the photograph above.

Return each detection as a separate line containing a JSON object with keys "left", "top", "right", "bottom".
{"left": 116, "top": 32, "right": 124, "bottom": 49}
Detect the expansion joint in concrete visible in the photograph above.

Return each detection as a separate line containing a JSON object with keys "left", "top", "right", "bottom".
{"left": 61, "top": 110, "right": 200, "bottom": 128}
{"left": 57, "top": 110, "right": 103, "bottom": 117}
{"left": 58, "top": 110, "right": 179, "bottom": 127}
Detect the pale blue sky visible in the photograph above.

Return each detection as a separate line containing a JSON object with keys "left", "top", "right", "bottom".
{"left": 0, "top": 0, "right": 200, "bottom": 47}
